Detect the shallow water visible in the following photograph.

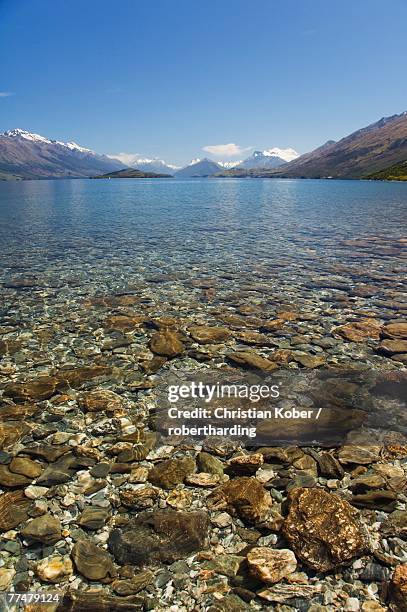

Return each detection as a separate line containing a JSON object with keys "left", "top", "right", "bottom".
{"left": 0, "top": 177, "right": 406, "bottom": 293}
{"left": 0, "top": 178, "right": 406, "bottom": 608}
{"left": 1, "top": 175, "right": 406, "bottom": 379}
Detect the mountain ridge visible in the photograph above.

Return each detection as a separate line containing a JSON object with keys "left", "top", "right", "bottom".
{"left": 0, "top": 129, "right": 125, "bottom": 179}
{"left": 175, "top": 158, "right": 222, "bottom": 177}
{"left": 268, "top": 112, "right": 407, "bottom": 179}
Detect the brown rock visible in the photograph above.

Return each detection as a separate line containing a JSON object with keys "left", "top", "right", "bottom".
{"left": 9, "top": 457, "right": 43, "bottom": 479}
{"left": 188, "top": 325, "right": 231, "bottom": 344}
{"left": 3, "top": 376, "right": 59, "bottom": 402}
{"left": 351, "top": 490, "right": 398, "bottom": 512}
{"left": 378, "top": 339, "right": 407, "bottom": 355}
{"left": 21, "top": 514, "right": 62, "bottom": 544}
{"left": 0, "top": 339, "right": 22, "bottom": 356}
{"left": 22, "top": 443, "right": 71, "bottom": 463}
{"left": 0, "top": 464, "right": 32, "bottom": 487}
{"left": 185, "top": 473, "right": 227, "bottom": 487}
{"left": 207, "top": 477, "right": 272, "bottom": 523}
{"left": 314, "top": 452, "right": 345, "bottom": 478}
{"left": 108, "top": 510, "right": 209, "bottom": 565}
{"left": 0, "top": 421, "right": 31, "bottom": 451}
{"left": 166, "top": 489, "right": 192, "bottom": 510}
{"left": 0, "top": 568, "right": 15, "bottom": 591}
{"left": 58, "top": 365, "right": 112, "bottom": 388}
{"left": 282, "top": 488, "right": 367, "bottom": 571}
{"left": 390, "top": 563, "right": 407, "bottom": 612}
{"left": 382, "top": 322, "right": 407, "bottom": 339}
{"left": 233, "top": 331, "right": 275, "bottom": 346}
{"left": 78, "top": 389, "right": 125, "bottom": 412}
{"left": 338, "top": 445, "right": 381, "bottom": 464}
{"left": 0, "top": 404, "right": 39, "bottom": 420}
{"left": 3, "top": 366, "right": 112, "bottom": 403}
{"left": 148, "top": 457, "right": 195, "bottom": 489}
{"left": 103, "top": 314, "right": 145, "bottom": 330}
{"left": 227, "top": 351, "right": 278, "bottom": 372}
{"left": 293, "top": 354, "right": 326, "bottom": 368}
{"left": 71, "top": 539, "right": 115, "bottom": 581}
{"left": 381, "top": 510, "right": 407, "bottom": 538}
{"left": 258, "top": 584, "right": 321, "bottom": 603}
{"left": 120, "top": 487, "right": 160, "bottom": 509}
{"left": 333, "top": 319, "right": 382, "bottom": 342}
{"left": 112, "top": 569, "right": 154, "bottom": 595}
{"left": 228, "top": 453, "right": 264, "bottom": 475}
{"left": 149, "top": 330, "right": 184, "bottom": 357}
{"left": 35, "top": 555, "right": 73, "bottom": 583}
{"left": 247, "top": 547, "right": 297, "bottom": 583}
{"left": 0, "top": 490, "right": 32, "bottom": 531}
{"left": 78, "top": 507, "right": 110, "bottom": 530}
{"left": 197, "top": 452, "right": 224, "bottom": 475}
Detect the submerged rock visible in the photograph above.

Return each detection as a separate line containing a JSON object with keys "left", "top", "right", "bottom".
{"left": 0, "top": 490, "right": 32, "bottom": 531}
{"left": 71, "top": 539, "right": 115, "bottom": 581}
{"left": 21, "top": 514, "right": 62, "bottom": 545}
{"left": 78, "top": 507, "right": 110, "bottom": 530}
{"left": 148, "top": 457, "right": 196, "bottom": 489}
{"left": 112, "top": 569, "right": 154, "bottom": 595}
{"left": 227, "top": 351, "right": 278, "bottom": 372}
{"left": 188, "top": 325, "right": 231, "bottom": 344}
{"left": 390, "top": 563, "right": 407, "bottom": 612}
{"left": 35, "top": 555, "right": 73, "bottom": 583}
{"left": 246, "top": 547, "right": 297, "bottom": 583}
{"left": 108, "top": 510, "right": 209, "bottom": 565}
{"left": 207, "top": 477, "right": 272, "bottom": 523}
{"left": 282, "top": 488, "right": 367, "bottom": 571}
{"left": 78, "top": 389, "right": 125, "bottom": 412}
{"left": 333, "top": 319, "right": 382, "bottom": 342}
{"left": 149, "top": 330, "right": 184, "bottom": 357}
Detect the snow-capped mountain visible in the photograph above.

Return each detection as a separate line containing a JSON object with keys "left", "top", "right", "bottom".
{"left": 132, "top": 158, "right": 178, "bottom": 175}
{"left": 218, "top": 160, "right": 242, "bottom": 169}
{"left": 107, "top": 152, "right": 178, "bottom": 175}
{"left": 237, "top": 147, "right": 299, "bottom": 170}
{"left": 3, "top": 129, "right": 95, "bottom": 154}
{"left": 0, "top": 129, "right": 124, "bottom": 180}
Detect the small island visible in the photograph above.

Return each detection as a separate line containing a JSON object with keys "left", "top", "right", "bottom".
{"left": 91, "top": 168, "right": 173, "bottom": 179}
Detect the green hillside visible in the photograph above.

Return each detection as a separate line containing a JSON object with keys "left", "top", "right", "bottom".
{"left": 366, "top": 160, "right": 407, "bottom": 181}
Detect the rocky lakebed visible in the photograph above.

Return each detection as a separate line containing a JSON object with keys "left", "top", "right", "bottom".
{"left": 0, "top": 180, "right": 406, "bottom": 611}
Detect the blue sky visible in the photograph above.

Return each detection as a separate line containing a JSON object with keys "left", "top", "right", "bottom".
{"left": 1, "top": 0, "right": 407, "bottom": 165}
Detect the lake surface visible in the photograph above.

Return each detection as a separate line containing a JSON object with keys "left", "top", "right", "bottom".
{"left": 0, "top": 177, "right": 406, "bottom": 372}
{"left": 0, "top": 178, "right": 406, "bottom": 606}
{"left": 0, "top": 178, "right": 406, "bottom": 288}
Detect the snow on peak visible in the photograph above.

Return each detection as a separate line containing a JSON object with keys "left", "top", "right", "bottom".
{"left": 4, "top": 128, "right": 52, "bottom": 144}
{"left": 3, "top": 128, "right": 94, "bottom": 154}
{"left": 133, "top": 157, "right": 179, "bottom": 169}
{"left": 63, "top": 141, "right": 92, "bottom": 153}
{"left": 262, "top": 147, "right": 299, "bottom": 162}
{"left": 189, "top": 158, "right": 201, "bottom": 165}
{"left": 218, "top": 160, "right": 241, "bottom": 168}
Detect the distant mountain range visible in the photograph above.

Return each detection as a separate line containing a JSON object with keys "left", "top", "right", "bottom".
{"left": 0, "top": 129, "right": 124, "bottom": 180}
{"left": 236, "top": 148, "right": 299, "bottom": 170}
{"left": 113, "top": 156, "right": 179, "bottom": 175}
{"left": 1, "top": 112, "right": 407, "bottom": 180}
